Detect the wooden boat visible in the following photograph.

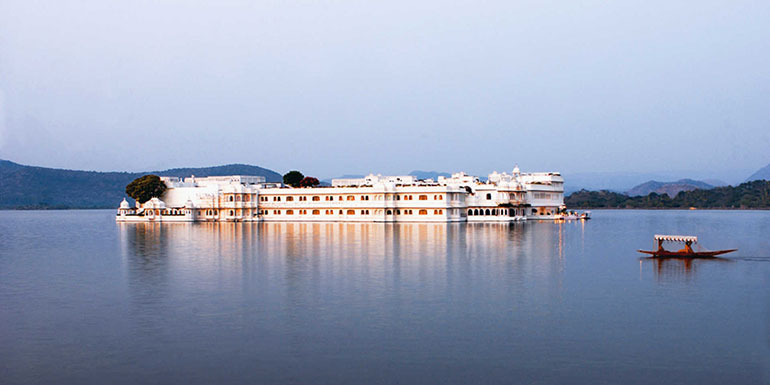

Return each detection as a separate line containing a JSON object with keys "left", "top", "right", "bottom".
{"left": 637, "top": 234, "right": 736, "bottom": 258}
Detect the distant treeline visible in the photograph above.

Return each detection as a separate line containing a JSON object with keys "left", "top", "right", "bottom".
{"left": 566, "top": 180, "right": 770, "bottom": 209}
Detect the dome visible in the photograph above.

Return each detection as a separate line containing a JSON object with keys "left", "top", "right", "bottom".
{"left": 119, "top": 198, "right": 130, "bottom": 209}
{"left": 513, "top": 165, "right": 520, "bottom": 174}
{"left": 185, "top": 200, "right": 195, "bottom": 208}
{"left": 142, "top": 197, "right": 166, "bottom": 209}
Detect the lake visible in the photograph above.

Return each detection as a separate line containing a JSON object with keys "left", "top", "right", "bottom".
{"left": 1, "top": 210, "right": 768, "bottom": 384}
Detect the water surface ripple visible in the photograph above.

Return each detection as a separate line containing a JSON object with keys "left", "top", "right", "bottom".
{"left": 0, "top": 210, "right": 768, "bottom": 384}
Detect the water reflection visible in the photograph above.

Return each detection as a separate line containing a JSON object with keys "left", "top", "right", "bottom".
{"left": 117, "top": 222, "right": 568, "bottom": 301}
{"left": 640, "top": 256, "right": 731, "bottom": 282}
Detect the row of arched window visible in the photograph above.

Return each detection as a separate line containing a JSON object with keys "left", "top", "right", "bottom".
{"left": 257, "top": 208, "right": 445, "bottom": 216}
{"left": 467, "top": 208, "right": 520, "bottom": 216}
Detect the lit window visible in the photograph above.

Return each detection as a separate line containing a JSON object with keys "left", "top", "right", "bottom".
{"left": 347, "top": 209, "right": 355, "bottom": 215}
{"left": 419, "top": 209, "right": 427, "bottom": 215}
{"left": 287, "top": 210, "right": 294, "bottom": 215}
{"left": 312, "top": 209, "right": 320, "bottom": 215}
{"left": 419, "top": 195, "right": 428, "bottom": 200}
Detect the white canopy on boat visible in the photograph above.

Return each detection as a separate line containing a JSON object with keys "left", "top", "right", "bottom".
{"left": 654, "top": 234, "right": 698, "bottom": 243}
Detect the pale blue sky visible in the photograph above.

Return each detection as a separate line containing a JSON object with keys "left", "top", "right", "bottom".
{"left": 0, "top": 0, "right": 768, "bottom": 181}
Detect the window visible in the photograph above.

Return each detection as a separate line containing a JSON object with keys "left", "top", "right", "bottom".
{"left": 236, "top": 196, "right": 241, "bottom": 202}
{"left": 468, "top": 209, "right": 473, "bottom": 216}
{"left": 229, "top": 210, "right": 234, "bottom": 216}
{"left": 346, "top": 209, "right": 355, "bottom": 215}
{"left": 287, "top": 210, "right": 294, "bottom": 215}
{"left": 312, "top": 209, "right": 320, "bottom": 215}
{"left": 396, "top": 210, "right": 401, "bottom": 215}
{"left": 347, "top": 196, "right": 355, "bottom": 201}
{"left": 312, "top": 196, "right": 319, "bottom": 201}
{"left": 229, "top": 196, "right": 234, "bottom": 202}
{"left": 386, "top": 210, "right": 392, "bottom": 215}
{"left": 419, "top": 209, "right": 427, "bottom": 215}
{"left": 396, "top": 195, "right": 401, "bottom": 200}
{"left": 419, "top": 195, "right": 428, "bottom": 200}
{"left": 287, "top": 196, "right": 294, "bottom": 201}
{"left": 485, "top": 209, "right": 491, "bottom": 215}
{"left": 486, "top": 193, "right": 492, "bottom": 200}
{"left": 339, "top": 210, "right": 343, "bottom": 215}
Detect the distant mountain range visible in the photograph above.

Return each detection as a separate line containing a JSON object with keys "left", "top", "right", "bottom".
{"left": 0, "top": 160, "right": 281, "bottom": 209}
{"left": 566, "top": 180, "right": 770, "bottom": 209}
{"left": 408, "top": 170, "right": 452, "bottom": 180}
{"left": 626, "top": 179, "right": 717, "bottom": 197}
{"left": 746, "top": 162, "right": 770, "bottom": 182}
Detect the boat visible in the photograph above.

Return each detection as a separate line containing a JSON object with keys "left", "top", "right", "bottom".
{"left": 579, "top": 211, "right": 591, "bottom": 220}
{"left": 637, "top": 234, "right": 736, "bottom": 258}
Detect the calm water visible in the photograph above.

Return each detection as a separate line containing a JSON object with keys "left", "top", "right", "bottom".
{"left": 0, "top": 210, "right": 768, "bottom": 384}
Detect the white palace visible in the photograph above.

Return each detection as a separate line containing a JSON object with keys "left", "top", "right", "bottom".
{"left": 116, "top": 167, "right": 566, "bottom": 223}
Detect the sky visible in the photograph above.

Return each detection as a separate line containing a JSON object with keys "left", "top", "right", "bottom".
{"left": 0, "top": 0, "right": 768, "bottom": 181}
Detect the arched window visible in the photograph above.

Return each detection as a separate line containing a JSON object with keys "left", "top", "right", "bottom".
{"left": 486, "top": 193, "right": 492, "bottom": 200}
{"left": 229, "top": 196, "right": 234, "bottom": 202}
{"left": 468, "top": 209, "right": 473, "bottom": 216}
{"left": 312, "top": 209, "right": 320, "bottom": 215}
{"left": 485, "top": 209, "right": 491, "bottom": 215}
{"left": 386, "top": 210, "right": 392, "bottom": 215}
{"left": 312, "top": 196, "right": 320, "bottom": 201}
{"left": 287, "top": 210, "right": 294, "bottom": 215}
{"left": 236, "top": 196, "right": 241, "bottom": 201}
{"left": 419, "top": 195, "right": 428, "bottom": 201}
{"left": 418, "top": 209, "right": 427, "bottom": 215}
{"left": 229, "top": 210, "right": 234, "bottom": 216}
{"left": 346, "top": 210, "right": 355, "bottom": 215}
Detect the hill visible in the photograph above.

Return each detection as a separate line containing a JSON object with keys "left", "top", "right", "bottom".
{"left": 409, "top": 170, "right": 451, "bottom": 180}
{"left": 0, "top": 160, "right": 282, "bottom": 209}
{"left": 566, "top": 180, "right": 770, "bottom": 209}
{"left": 746, "top": 162, "right": 770, "bottom": 182}
{"left": 627, "top": 179, "right": 714, "bottom": 197}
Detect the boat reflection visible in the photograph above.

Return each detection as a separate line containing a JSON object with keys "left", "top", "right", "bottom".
{"left": 640, "top": 256, "right": 731, "bottom": 282}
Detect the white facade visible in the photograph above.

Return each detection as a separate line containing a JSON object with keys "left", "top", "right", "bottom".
{"left": 116, "top": 168, "right": 566, "bottom": 223}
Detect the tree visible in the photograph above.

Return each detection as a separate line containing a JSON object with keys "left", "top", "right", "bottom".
{"left": 283, "top": 170, "right": 304, "bottom": 187}
{"left": 299, "top": 176, "right": 320, "bottom": 187}
{"left": 125, "top": 174, "right": 167, "bottom": 204}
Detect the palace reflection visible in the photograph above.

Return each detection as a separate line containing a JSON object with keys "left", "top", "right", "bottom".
{"left": 117, "top": 221, "right": 570, "bottom": 307}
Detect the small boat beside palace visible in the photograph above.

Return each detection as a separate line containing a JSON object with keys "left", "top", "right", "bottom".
{"left": 637, "top": 234, "right": 737, "bottom": 258}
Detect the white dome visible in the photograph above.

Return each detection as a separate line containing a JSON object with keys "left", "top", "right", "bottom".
{"left": 185, "top": 200, "right": 195, "bottom": 208}
{"left": 142, "top": 197, "right": 166, "bottom": 209}
{"left": 119, "top": 198, "right": 130, "bottom": 209}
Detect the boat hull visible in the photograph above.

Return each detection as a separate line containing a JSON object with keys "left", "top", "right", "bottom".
{"left": 637, "top": 249, "right": 737, "bottom": 258}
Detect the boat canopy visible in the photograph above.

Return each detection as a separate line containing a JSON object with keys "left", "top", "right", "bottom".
{"left": 654, "top": 234, "right": 698, "bottom": 243}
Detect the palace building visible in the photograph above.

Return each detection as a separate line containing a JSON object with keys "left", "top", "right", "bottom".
{"left": 116, "top": 167, "right": 565, "bottom": 223}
